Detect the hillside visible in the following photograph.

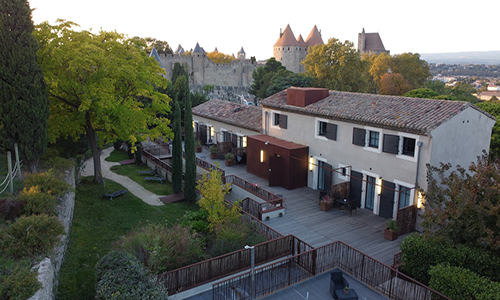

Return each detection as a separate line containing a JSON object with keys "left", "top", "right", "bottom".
{"left": 420, "top": 51, "right": 500, "bottom": 65}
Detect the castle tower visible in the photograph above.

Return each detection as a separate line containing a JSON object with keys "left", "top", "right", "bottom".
{"left": 358, "top": 28, "right": 390, "bottom": 56}
{"left": 237, "top": 47, "right": 246, "bottom": 60}
{"left": 192, "top": 42, "right": 206, "bottom": 85}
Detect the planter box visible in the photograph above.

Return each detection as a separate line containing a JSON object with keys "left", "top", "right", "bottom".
{"left": 320, "top": 202, "right": 332, "bottom": 211}
{"left": 225, "top": 160, "right": 235, "bottom": 167}
{"left": 210, "top": 153, "right": 218, "bottom": 159}
{"left": 195, "top": 147, "right": 202, "bottom": 153}
{"left": 384, "top": 228, "right": 398, "bottom": 241}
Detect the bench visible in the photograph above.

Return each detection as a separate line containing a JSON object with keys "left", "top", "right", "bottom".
{"left": 103, "top": 189, "right": 128, "bottom": 201}
{"left": 144, "top": 175, "right": 166, "bottom": 184}
{"left": 138, "top": 167, "right": 158, "bottom": 175}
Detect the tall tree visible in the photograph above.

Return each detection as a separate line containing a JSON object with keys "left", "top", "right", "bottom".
{"left": 34, "top": 21, "right": 172, "bottom": 183}
{"left": 171, "top": 101, "right": 183, "bottom": 194}
{"left": 475, "top": 102, "right": 500, "bottom": 159}
{"left": 379, "top": 73, "right": 413, "bottom": 96}
{"left": 303, "top": 38, "right": 369, "bottom": 92}
{"left": 249, "top": 58, "right": 287, "bottom": 99}
{"left": 207, "top": 51, "right": 235, "bottom": 64}
{"left": 184, "top": 96, "right": 197, "bottom": 202}
{"left": 0, "top": 0, "right": 49, "bottom": 172}
{"left": 171, "top": 62, "right": 188, "bottom": 88}
{"left": 391, "top": 53, "right": 431, "bottom": 89}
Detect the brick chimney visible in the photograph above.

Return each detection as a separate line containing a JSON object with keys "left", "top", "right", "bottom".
{"left": 286, "top": 87, "right": 329, "bottom": 107}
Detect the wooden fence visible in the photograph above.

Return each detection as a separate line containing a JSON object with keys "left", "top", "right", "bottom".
{"left": 240, "top": 213, "right": 283, "bottom": 241}
{"left": 212, "top": 241, "right": 451, "bottom": 300}
{"left": 142, "top": 148, "right": 173, "bottom": 175}
{"left": 157, "top": 235, "right": 310, "bottom": 295}
{"left": 225, "top": 175, "right": 285, "bottom": 207}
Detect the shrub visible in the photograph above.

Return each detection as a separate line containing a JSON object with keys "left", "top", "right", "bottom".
{"left": 400, "top": 233, "right": 500, "bottom": 285}
{"left": 24, "top": 172, "right": 72, "bottom": 197}
{"left": 95, "top": 251, "right": 168, "bottom": 300}
{"left": 1, "top": 214, "right": 64, "bottom": 259}
{"left": 429, "top": 264, "right": 500, "bottom": 300}
{"left": 181, "top": 209, "right": 210, "bottom": 234}
{"left": 0, "top": 257, "right": 40, "bottom": 300}
{"left": 208, "top": 221, "right": 268, "bottom": 257}
{"left": 17, "top": 186, "right": 57, "bottom": 216}
{"left": 0, "top": 198, "right": 24, "bottom": 221}
{"left": 117, "top": 224, "right": 204, "bottom": 274}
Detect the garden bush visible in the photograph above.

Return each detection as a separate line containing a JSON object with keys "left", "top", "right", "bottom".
{"left": 17, "top": 186, "right": 57, "bottom": 216}
{"left": 181, "top": 209, "right": 210, "bottom": 235}
{"left": 429, "top": 264, "right": 500, "bottom": 300}
{"left": 0, "top": 198, "right": 24, "bottom": 221}
{"left": 24, "top": 172, "right": 71, "bottom": 197}
{"left": 95, "top": 251, "right": 168, "bottom": 300}
{"left": 0, "top": 214, "right": 64, "bottom": 259}
{"left": 400, "top": 233, "right": 500, "bottom": 284}
{"left": 117, "top": 224, "right": 205, "bottom": 274}
{"left": 0, "top": 256, "right": 40, "bottom": 300}
{"left": 208, "top": 221, "right": 268, "bottom": 257}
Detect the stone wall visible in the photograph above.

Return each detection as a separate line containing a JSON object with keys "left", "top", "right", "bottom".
{"left": 28, "top": 167, "right": 76, "bottom": 300}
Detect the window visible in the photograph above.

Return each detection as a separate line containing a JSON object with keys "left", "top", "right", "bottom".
{"left": 273, "top": 113, "right": 287, "bottom": 129}
{"left": 352, "top": 128, "right": 366, "bottom": 146}
{"left": 318, "top": 121, "right": 328, "bottom": 136}
{"left": 399, "top": 185, "right": 411, "bottom": 209}
{"left": 368, "top": 131, "right": 379, "bottom": 148}
{"left": 402, "top": 137, "right": 416, "bottom": 156}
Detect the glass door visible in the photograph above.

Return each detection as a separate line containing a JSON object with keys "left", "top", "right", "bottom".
{"left": 365, "top": 175, "right": 376, "bottom": 210}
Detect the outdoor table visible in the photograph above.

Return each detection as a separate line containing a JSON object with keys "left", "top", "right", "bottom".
{"left": 335, "top": 288, "right": 358, "bottom": 300}
{"left": 335, "top": 198, "right": 352, "bottom": 210}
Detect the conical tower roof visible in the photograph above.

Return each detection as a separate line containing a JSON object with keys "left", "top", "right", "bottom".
{"left": 148, "top": 46, "right": 163, "bottom": 68}
{"left": 274, "top": 24, "right": 299, "bottom": 47}
{"left": 174, "top": 44, "right": 185, "bottom": 54}
{"left": 238, "top": 47, "right": 245, "bottom": 54}
{"left": 305, "top": 25, "right": 324, "bottom": 47}
{"left": 193, "top": 42, "right": 204, "bottom": 53}
{"left": 297, "top": 34, "right": 307, "bottom": 47}
{"left": 213, "top": 47, "right": 219, "bottom": 53}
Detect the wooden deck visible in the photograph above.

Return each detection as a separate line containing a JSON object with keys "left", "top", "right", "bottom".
{"left": 159, "top": 192, "right": 185, "bottom": 204}
{"left": 195, "top": 148, "right": 406, "bottom": 267}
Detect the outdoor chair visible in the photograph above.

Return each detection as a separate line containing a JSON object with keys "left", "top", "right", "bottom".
{"left": 103, "top": 189, "right": 128, "bottom": 201}
{"left": 346, "top": 199, "right": 358, "bottom": 215}
{"left": 329, "top": 271, "right": 349, "bottom": 299}
{"left": 144, "top": 174, "right": 166, "bottom": 184}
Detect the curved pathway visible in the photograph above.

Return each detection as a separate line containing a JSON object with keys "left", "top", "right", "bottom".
{"left": 81, "top": 147, "right": 165, "bottom": 206}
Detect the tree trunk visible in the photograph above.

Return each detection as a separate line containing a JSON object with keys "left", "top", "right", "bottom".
{"left": 86, "top": 118, "right": 103, "bottom": 183}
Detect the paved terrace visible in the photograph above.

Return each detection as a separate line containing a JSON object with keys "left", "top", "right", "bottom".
{"left": 195, "top": 148, "right": 407, "bottom": 267}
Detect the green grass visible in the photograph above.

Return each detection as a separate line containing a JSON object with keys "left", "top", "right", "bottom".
{"left": 56, "top": 177, "right": 198, "bottom": 300}
{"left": 110, "top": 164, "right": 173, "bottom": 195}
{"left": 104, "top": 149, "right": 129, "bottom": 162}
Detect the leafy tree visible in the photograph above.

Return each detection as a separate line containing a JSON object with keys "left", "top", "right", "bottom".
{"left": 249, "top": 58, "right": 287, "bottom": 99}
{"left": 34, "top": 21, "right": 172, "bottom": 183}
{"left": 266, "top": 72, "right": 314, "bottom": 96}
{"left": 184, "top": 97, "right": 197, "bottom": 202}
{"left": 424, "top": 79, "right": 447, "bottom": 95}
{"left": 171, "top": 62, "right": 188, "bottom": 88}
{"left": 367, "top": 52, "right": 392, "bottom": 89}
{"left": 0, "top": 0, "right": 49, "bottom": 172}
{"left": 196, "top": 168, "right": 240, "bottom": 232}
{"left": 303, "top": 38, "right": 369, "bottom": 92}
{"left": 404, "top": 88, "right": 440, "bottom": 99}
{"left": 133, "top": 36, "right": 172, "bottom": 55}
{"left": 378, "top": 73, "right": 413, "bottom": 96}
{"left": 207, "top": 51, "right": 235, "bottom": 64}
{"left": 171, "top": 101, "right": 183, "bottom": 194}
{"left": 391, "top": 52, "right": 431, "bottom": 89}
{"left": 422, "top": 153, "right": 500, "bottom": 253}
{"left": 476, "top": 102, "right": 500, "bottom": 158}
{"left": 450, "top": 81, "right": 477, "bottom": 103}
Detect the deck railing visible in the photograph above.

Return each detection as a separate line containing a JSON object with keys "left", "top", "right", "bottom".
{"left": 224, "top": 175, "right": 285, "bottom": 207}
{"left": 142, "top": 148, "right": 173, "bottom": 175}
{"left": 212, "top": 241, "right": 451, "bottom": 300}
{"left": 157, "top": 235, "right": 308, "bottom": 295}
{"left": 240, "top": 212, "right": 283, "bottom": 241}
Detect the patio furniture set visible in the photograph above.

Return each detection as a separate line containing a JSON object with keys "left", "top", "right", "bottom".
{"left": 329, "top": 271, "right": 358, "bottom": 300}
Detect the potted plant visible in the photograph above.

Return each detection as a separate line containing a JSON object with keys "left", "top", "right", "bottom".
{"left": 343, "top": 286, "right": 349, "bottom": 294}
{"left": 210, "top": 145, "right": 218, "bottom": 159}
{"left": 225, "top": 152, "right": 234, "bottom": 166}
{"left": 384, "top": 219, "right": 400, "bottom": 241}
{"left": 320, "top": 194, "right": 332, "bottom": 211}
{"left": 195, "top": 140, "right": 202, "bottom": 153}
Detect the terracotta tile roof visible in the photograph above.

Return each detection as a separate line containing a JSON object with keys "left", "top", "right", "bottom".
{"left": 192, "top": 99, "right": 262, "bottom": 132}
{"left": 363, "top": 33, "right": 386, "bottom": 52}
{"left": 261, "top": 90, "right": 495, "bottom": 135}
{"left": 305, "top": 25, "right": 324, "bottom": 47}
{"left": 274, "top": 24, "right": 299, "bottom": 47}
{"left": 297, "top": 34, "right": 307, "bottom": 47}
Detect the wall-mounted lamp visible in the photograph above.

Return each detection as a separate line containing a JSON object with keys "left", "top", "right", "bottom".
{"left": 243, "top": 136, "right": 247, "bottom": 148}
{"left": 417, "top": 191, "right": 424, "bottom": 209}
{"left": 377, "top": 177, "right": 383, "bottom": 195}
{"left": 260, "top": 149, "right": 264, "bottom": 163}
{"left": 265, "top": 141, "right": 269, "bottom": 145}
{"left": 210, "top": 127, "right": 215, "bottom": 137}
{"left": 309, "top": 156, "right": 314, "bottom": 171}
{"left": 192, "top": 121, "right": 195, "bottom": 129}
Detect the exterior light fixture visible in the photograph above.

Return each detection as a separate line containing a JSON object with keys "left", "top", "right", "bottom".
{"left": 243, "top": 136, "right": 247, "bottom": 148}
{"left": 417, "top": 191, "right": 424, "bottom": 209}
{"left": 309, "top": 156, "right": 314, "bottom": 171}
{"left": 210, "top": 127, "right": 215, "bottom": 137}
{"left": 192, "top": 121, "right": 195, "bottom": 129}
{"left": 377, "top": 177, "right": 383, "bottom": 195}
{"left": 260, "top": 149, "right": 264, "bottom": 163}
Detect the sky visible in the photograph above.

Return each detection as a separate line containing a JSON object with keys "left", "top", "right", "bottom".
{"left": 28, "top": 0, "right": 500, "bottom": 61}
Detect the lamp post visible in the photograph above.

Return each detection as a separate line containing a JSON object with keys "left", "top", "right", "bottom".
{"left": 245, "top": 245, "right": 255, "bottom": 300}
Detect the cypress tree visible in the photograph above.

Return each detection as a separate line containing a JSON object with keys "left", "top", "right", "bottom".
{"left": 184, "top": 95, "right": 197, "bottom": 202}
{"left": 171, "top": 101, "right": 183, "bottom": 193}
{"left": 0, "top": 0, "right": 49, "bottom": 173}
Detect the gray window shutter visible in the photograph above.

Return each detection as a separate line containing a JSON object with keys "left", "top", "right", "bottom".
{"left": 352, "top": 128, "right": 365, "bottom": 146}
{"left": 383, "top": 134, "right": 400, "bottom": 154}
{"left": 279, "top": 114, "right": 288, "bottom": 129}
{"left": 326, "top": 123, "right": 337, "bottom": 140}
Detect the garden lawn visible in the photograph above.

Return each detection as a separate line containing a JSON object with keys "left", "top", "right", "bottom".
{"left": 110, "top": 164, "right": 173, "bottom": 195}
{"left": 104, "top": 149, "right": 129, "bottom": 162}
{"left": 56, "top": 177, "right": 198, "bottom": 300}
